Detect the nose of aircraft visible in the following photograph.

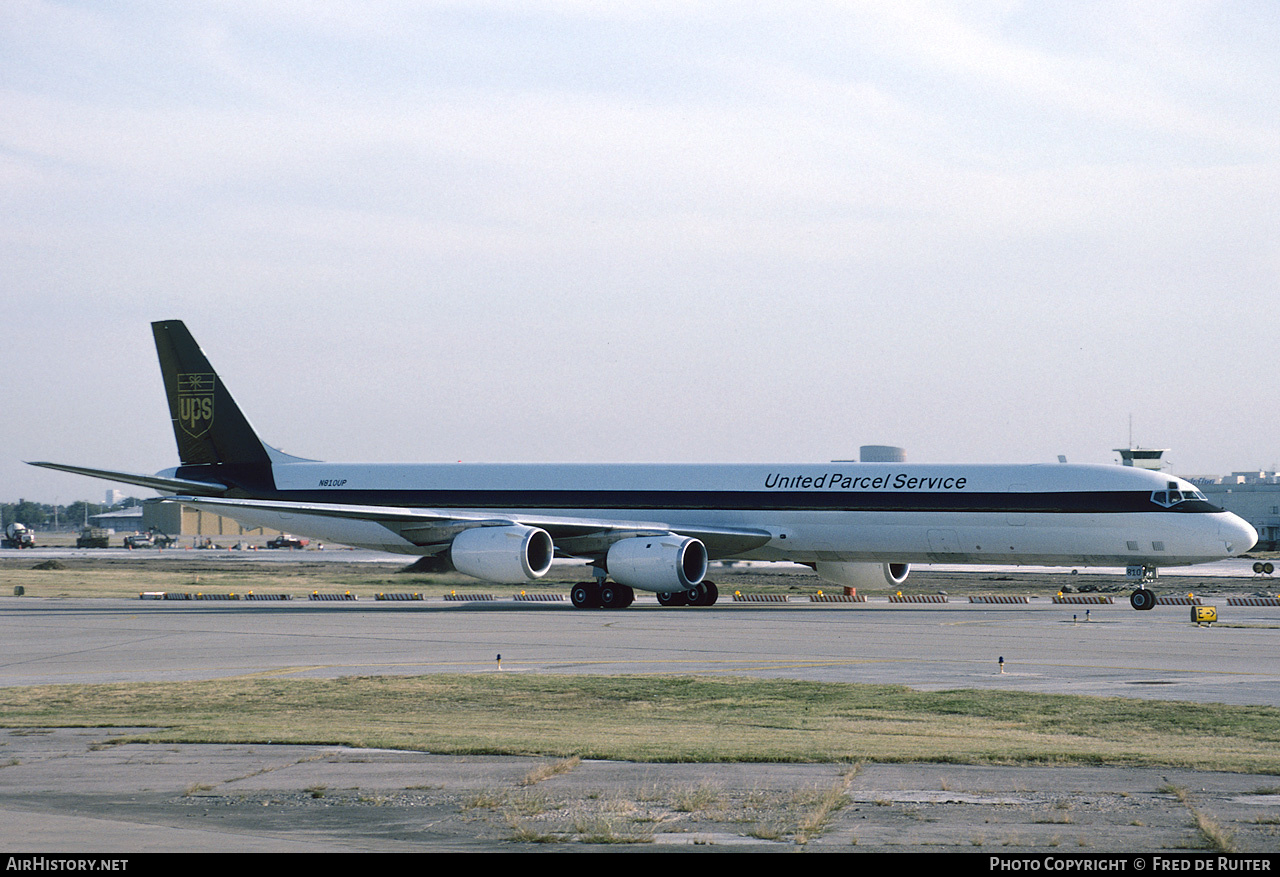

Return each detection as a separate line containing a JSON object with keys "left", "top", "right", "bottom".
{"left": 1220, "top": 513, "right": 1258, "bottom": 555}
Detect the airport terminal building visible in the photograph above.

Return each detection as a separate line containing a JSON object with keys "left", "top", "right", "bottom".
{"left": 1193, "top": 472, "right": 1280, "bottom": 551}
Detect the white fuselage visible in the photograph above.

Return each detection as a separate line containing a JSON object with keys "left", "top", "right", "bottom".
{"left": 187, "top": 460, "right": 1257, "bottom": 567}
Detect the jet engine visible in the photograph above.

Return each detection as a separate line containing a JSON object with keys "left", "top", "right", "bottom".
{"left": 606, "top": 535, "right": 708, "bottom": 593}
{"left": 450, "top": 525, "right": 554, "bottom": 583}
{"left": 813, "top": 561, "right": 909, "bottom": 589}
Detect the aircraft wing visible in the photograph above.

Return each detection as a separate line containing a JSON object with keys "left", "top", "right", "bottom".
{"left": 156, "top": 495, "right": 773, "bottom": 558}
{"left": 27, "top": 462, "right": 229, "bottom": 497}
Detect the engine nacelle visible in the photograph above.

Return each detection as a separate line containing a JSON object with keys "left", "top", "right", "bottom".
{"left": 606, "top": 535, "right": 708, "bottom": 594}
{"left": 813, "top": 561, "right": 909, "bottom": 589}
{"left": 450, "top": 525, "right": 554, "bottom": 583}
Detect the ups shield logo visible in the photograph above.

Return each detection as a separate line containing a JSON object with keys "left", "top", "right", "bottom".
{"left": 177, "top": 373, "right": 215, "bottom": 438}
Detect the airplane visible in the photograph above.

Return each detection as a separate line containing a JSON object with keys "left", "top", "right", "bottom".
{"left": 31, "top": 321, "right": 1257, "bottom": 611}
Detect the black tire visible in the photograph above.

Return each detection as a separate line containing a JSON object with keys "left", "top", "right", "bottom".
{"left": 1129, "top": 589, "right": 1156, "bottom": 611}
{"left": 599, "top": 584, "right": 635, "bottom": 609}
{"left": 700, "top": 581, "right": 718, "bottom": 606}
{"left": 571, "top": 582, "right": 601, "bottom": 609}
{"left": 657, "top": 590, "right": 688, "bottom": 607}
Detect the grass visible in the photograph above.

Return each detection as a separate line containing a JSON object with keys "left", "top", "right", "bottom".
{"left": 1161, "top": 784, "right": 1238, "bottom": 852}
{"left": 672, "top": 782, "right": 722, "bottom": 812}
{"left": 1, "top": 674, "right": 1279, "bottom": 773}
{"left": 793, "top": 772, "right": 855, "bottom": 843}
{"left": 520, "top": 755, "right": 580, "bottom": 786}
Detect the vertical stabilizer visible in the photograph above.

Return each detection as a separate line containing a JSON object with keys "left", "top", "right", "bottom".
{"left": 152, "top": 321, "right": 272, "bottom": 466}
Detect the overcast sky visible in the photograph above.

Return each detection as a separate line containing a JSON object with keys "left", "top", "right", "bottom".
{"left": 4, "top": 1, "right": 1278, "bottom": 504}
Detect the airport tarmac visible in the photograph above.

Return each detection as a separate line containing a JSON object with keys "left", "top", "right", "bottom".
{"left": 2, "top": 590, "right": 1278, "bottom": 706}
{"left": 2, "top": 558, "right": 1278, "bottom": 852}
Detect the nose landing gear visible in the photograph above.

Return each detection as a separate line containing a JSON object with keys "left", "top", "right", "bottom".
{"left": 1126, "top": 566, "right": 1158, "bottom": 611}
{"left": 1129, "top": 587, "right": 1157, "bottom": 611}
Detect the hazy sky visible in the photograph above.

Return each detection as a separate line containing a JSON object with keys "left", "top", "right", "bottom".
{"left": 4, "top": 1, "right": 1278, "bottom": 504}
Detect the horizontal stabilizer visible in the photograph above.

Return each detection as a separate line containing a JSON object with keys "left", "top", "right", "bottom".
{"left": 27, "top": 462, "right": 229, "bottom": 497}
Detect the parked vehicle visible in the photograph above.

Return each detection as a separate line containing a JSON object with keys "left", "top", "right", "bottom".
{"left": 3, "top": 523, "right": 35, "bottom": 549}
{"left": 149, "top": 529, "right": 176, "bottom": 548}
{"left": 267, "top": 534, "right": 309, "bottom": 549}
{"left": 76, "top": 527, "right": 111, "bottom": 548}
{"left": 123, "top": 529, "right": 176, "bottom": 549}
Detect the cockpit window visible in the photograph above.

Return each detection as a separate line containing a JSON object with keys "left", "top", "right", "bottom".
{"left": 1150, "top": 487, "right": 1209, "bottom": 508}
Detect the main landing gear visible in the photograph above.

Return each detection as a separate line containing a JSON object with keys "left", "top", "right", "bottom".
{"left": 569, "top": 581, "right": 718, "bottom": 609}
{"left": 570, "top": 581, "right": 635, "bottom": 609}
{"left": 656, "top": 582, "right": 718, "bottom": 607}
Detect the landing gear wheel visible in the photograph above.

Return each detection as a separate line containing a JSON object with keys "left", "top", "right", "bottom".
{"left": 599, "top": 584, "right": 634, "bottom": 609}
{"left": 571, "top": 582, "right": 601, "bottom": 609}
{"left": 657, "top": 590, "right": 688, "bottom": 607}
{"left": 1129, "top": 588, "right": 1156, "bottom": 611}
{"left": 697, "top": 581, "right": 718, "bottom": 606}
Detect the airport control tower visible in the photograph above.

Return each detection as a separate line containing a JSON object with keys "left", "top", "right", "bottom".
{"left": 1115, "top": 447, "right": 1168, "bottom": 470}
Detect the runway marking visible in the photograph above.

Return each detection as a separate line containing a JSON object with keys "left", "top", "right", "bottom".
{"left": 213, "top": 658, "right": 950, "bottom": 675}
{"left": 201, "top": 657, "right": 1280, "bottom": 682}
{"left": 5, "top": 655, "right": 1275, "bottom": 687}
{"left": 189, "top": 658, "right": 936, "bottom": 678}
{"left": 222, "top": 666, "right": 331, "bottom": 679}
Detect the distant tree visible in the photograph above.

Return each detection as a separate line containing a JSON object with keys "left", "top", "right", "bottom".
{"left": 10, "top": 500, "right": 48, "bottom": 528}
{"left": 64, "top": 501, "right": 107, "bottom": 528}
